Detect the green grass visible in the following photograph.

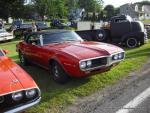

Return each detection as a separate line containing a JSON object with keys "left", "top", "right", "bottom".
{"left": 0, "top": 40, "right": 150, "bottom": 113}
{"left": 143, "top": 19, "right": 150, "bottom": 24}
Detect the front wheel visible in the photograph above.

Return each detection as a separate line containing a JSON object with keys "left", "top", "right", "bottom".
{"left": 125, "top": 37, "right": 138, "bottom": 48}
{"left": 51, "top": 61, "right": 70, "bottom": 84}
{"left": 19, "top": 52, "right": 29, "bottom": 66}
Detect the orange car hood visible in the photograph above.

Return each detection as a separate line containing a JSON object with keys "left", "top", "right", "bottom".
{"left": 0, "top": 56, "right": 37, "bottom": 96}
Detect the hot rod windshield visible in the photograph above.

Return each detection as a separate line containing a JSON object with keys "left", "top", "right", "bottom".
{"left": 41, "top": 31, "right": 83, "bottom": 45}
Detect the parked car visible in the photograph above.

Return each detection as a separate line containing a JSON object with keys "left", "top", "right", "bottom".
{"left": 16, "top": 30, "right": 125, "bottom": 84}
{"left": 0, "top": 29, "right": 14, "bottom": 41}
{"left": 144, "top": 24, "right": 150, "bottom": 38}
{"left": 76, "top": 15, "right": 148, "bottom": 48}
{"left": 0, "top": 49, "right": 41, "bottom": 112}
{"left": 36, "top": 21, "right": 48, "bottom": 30}
{"left": 51, "top": 19, "right": 69, "bottom": 29}
{"left": 13, "top": 22, "right": 49, "bottom": 37}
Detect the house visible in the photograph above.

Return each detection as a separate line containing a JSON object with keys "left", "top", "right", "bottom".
{"left": 120, "top": 3, "right": 150, "bottom": 20}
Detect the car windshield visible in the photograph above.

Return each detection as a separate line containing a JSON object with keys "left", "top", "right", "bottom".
{"left": 41, "top": 31, "right": 83, "bottom": 45}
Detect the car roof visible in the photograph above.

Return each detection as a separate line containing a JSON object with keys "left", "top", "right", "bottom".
{"left": 25, "top": 29, "right": 71, "bottom": 35}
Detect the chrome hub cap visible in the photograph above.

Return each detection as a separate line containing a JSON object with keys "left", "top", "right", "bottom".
{"left": 127, "top": 38, "right": 137, "bottom": 48}
{"left": 54, "top": 66, "right": 59, "bottom": 78}
{"left": 20, "top": 54, "right": 25, "bottom": 64}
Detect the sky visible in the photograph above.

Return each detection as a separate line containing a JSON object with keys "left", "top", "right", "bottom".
{"left": 104, "top": 0, "right": 147, "bottom": 7}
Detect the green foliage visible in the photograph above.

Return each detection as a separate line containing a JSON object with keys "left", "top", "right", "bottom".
{"left": 34, "top": 0, "right": 68, "bottom": 19}
{"left": 104, "top": 5, "right": 115, "bottom": 20}
{"left": 66, "top": 0, "right": 78, "bottom": 11}
{"left": 78, "top": 0, "right": 103, "bottom": 12}
{"left": 0, "top": 0, "right": 24, "bottom": 20}
{"left": 103, "top": 5, "right": 120, "bottom": 20}
{"left": 33, "top": 0, "right": 103, "bottom": 19}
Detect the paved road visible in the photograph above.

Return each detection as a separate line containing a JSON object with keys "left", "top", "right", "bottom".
{"left": 66, "top": 60, "right": 150, "bottom": 113}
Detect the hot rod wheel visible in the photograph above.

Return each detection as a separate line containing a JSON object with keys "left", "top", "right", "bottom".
{"left": 126, "top": 37, "right": 138, "bottom": 48}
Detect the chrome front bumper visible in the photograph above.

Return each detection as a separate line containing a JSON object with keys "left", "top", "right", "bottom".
{"left": 4, "top": 97, "right": 41, "bottom": 113}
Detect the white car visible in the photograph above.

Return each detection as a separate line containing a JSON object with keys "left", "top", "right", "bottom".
{"left": 0, "top": 29, "right": 14, "bottom": 41}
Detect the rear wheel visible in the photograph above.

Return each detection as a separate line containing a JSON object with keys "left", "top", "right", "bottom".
{"left": 19, "top": 51, "right": 29, "bottom": 66}
{"left": 51, "top": 61, "right": 70, "bottom": 84}
{"left": 125, "top": 37, "right": 138, "bottom": 48}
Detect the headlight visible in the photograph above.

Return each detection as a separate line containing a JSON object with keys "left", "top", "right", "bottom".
{"left": 118, "top": 53, "right": 123, "bottom": 59}
{"left": 12, "top": 92, "right": 23, "bottom": 101}
{"left": 80, "top": 61, "right": 86, "bottom": 69}
{"left": 112, "top": 54, "right": 119, "bottom": 60}
{"left": 87, "top": 60, "right": 92, "bottom": 67}
{"left": 112, "top": 53, "right": 124, "bottom": 60}
{"left": 25, "top": 89, "right": 36, "bottom": 99}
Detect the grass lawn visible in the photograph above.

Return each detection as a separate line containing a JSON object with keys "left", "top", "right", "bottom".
{"left": 0, "top": 40, "right": 150, "bottom": 113}
{"left": 143, "top": 19, "right": 150, "bottom": 24}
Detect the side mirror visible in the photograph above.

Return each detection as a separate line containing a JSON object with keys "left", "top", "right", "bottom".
{"left": 3, "top": 49, "right": 9, "bottom": 55}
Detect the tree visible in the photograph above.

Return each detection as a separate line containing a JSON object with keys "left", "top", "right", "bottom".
{"left": 78, "top": 0, "right": 103, "bottom": 21}
{"left": 55, "top": 0, "right": 68, "bottom": 18}
{"left": 66, "top": 0, "right": 78, "bottom": 11}
{"left": 34, "top": 0, "right": 67, "bottom": 19}
{"left": 104, "top": 5, "right": 115, "bottom": 20}
{"left": 78, "top": 0, "right": 103, "bottom": 12}
{"left": 0, "top": 0, "right": 24, "bottom": 20}
{"left": 34, "top": 0, "right": 49, "bottom": 19}
{"left": 22, "top": 4, "right": 36, "bottom": 19}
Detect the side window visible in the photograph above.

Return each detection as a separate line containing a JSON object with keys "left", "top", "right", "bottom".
{"left": 27, "top": 34, "right": 41, "bottom": 46}
{"left": 114, "top": 19, "right": 127, "bottom": 23}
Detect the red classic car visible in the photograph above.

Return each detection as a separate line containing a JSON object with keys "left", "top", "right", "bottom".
{"left": 17, "top": 30, "right": 125, "bottom": 84}
{"left": 0, "top": 49, "right": 41, "bottom": 112}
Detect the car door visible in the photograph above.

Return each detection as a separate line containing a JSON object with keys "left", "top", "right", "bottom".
{"left": 33, "top": 34, "right": 54, "bottom": 69}
{"left": 25, "top": 34, "right": 42, "bottom": 64}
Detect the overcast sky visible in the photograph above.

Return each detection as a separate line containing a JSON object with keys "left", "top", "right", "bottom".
{"left": 104, "top": 0, "right": 146, "bottom": 7}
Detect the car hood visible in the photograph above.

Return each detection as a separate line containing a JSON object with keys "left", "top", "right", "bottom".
{"left": 43, "top": 41, "right": 124, "bottom": 60}
{"left": 0, "top": 56, "right": 37, "bottom": 96}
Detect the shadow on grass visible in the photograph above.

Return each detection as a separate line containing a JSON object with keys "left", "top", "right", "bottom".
{"left": 10, "top": 55, "right": 19, "bottom": 60}
{"left": 18, "top": 63, "right": 90, "bottom": 103}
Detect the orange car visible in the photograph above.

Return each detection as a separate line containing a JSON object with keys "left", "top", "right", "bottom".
{"left": 0, "top": 49, "right": 41, "bottom": 113}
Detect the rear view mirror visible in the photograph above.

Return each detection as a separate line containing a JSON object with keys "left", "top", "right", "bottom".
{"left": 3, "top": 49, "right": 9, "bottom": 55}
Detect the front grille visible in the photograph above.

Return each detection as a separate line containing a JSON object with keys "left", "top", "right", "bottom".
{"left": 0, "top": 89, "right": 39, "bottom": 112}
{"left": 91, "top": 57, "right": 108, "bottom": 68}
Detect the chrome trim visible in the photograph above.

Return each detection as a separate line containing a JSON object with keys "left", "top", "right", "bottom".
{"left": 79, "top": 51, "right": 125, "bottom": 71}
{"left": 4, "top": 97, "right": 41, "bottom": 113}
{"left": 0, "top": 48, "right": 6, "bottom": 56}
{"left": 0, "top": 87, "right": 40, "bottom": 97}
{"left": 79, "top": 56, "right": 109, "bottom": 62}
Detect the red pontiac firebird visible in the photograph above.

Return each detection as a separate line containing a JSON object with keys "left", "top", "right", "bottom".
{"left": 17, "top": 30, "right": 125, "bottom": 84}
{"left": 0, "top": 49, "right": 41, "bottom": 113}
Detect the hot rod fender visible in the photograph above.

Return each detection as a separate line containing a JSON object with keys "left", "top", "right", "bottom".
{"left": 121, "top": 31, "right": 145, "bottom": 44}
